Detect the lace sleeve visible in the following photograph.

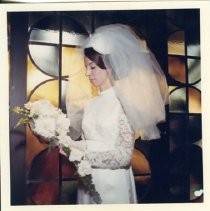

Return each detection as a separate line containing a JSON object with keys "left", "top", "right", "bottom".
{"left": 85, "top": 110, "right": 135, "bottom": 169}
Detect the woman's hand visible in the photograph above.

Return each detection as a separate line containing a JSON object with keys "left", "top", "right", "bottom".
{"left": 68, "top": 139, "right": 87, "bottom": 152}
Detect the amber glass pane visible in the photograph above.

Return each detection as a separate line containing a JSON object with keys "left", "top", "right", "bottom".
{"left": 131, "top": 149, "right": 151, "bottom": 176}
{"left": 189, "top": 87, "right": 201, "bottom": 113}
{"left": 168, "top": 31, "right": 185, "bottom": 55}
{"left": 27, "top": 146, "right": 59, "bottom": 181}
{"left": 131, "top": 148, "right": 151, "bottom": 202}
{"left": 26, "top": 126, "right": 48, "bottom": 167}
{"left": 27, "top": 56, "right": 52, "bottom": 97}
{"left": 28, "top": 80, "right": 59, "bottom": 107}
{"left": 27, "top": 181, "right": 60, "bottom": 205}
{"left": 61, "top": 47, "right": 88, "bottom": 110}
{"left": 188, "top": 59, "right": 200, "bottom": 84}
{"left": 62, "top": 47, "right": 85, "bottom": 76}
{"left": 169, "top": 87, "right": 187, "bottom": 113}
{"left": 168, "top": 56, "right": 186, "bottom": 83}
{"left": 169, "top": 86, "right": 177, "bottom": 93}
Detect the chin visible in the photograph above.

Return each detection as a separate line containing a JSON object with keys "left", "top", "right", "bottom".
{"left": 90, "top": 80, "right": 99, "bottom": 86}
{"left": 93, "top": 83, "right": 100, "bottom": 88}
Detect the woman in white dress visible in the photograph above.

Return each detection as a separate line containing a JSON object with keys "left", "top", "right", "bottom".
{"left": 66, "top": 24, "right": 168, "bottom": 204}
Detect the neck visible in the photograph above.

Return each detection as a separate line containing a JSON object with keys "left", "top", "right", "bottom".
{"left": 99, "top": 79, "right": 112, "bottom": 92}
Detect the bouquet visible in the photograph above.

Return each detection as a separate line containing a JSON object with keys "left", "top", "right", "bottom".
{"left": 11, "top": 99, "right": 102, "bottom": 204}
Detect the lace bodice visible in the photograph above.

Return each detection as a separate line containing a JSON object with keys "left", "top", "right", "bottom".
{"left": 82, "top": 88, "right": 135, "bottom": 169}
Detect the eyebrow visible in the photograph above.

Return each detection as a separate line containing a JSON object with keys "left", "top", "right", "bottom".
{"left": 88, "top": 62, "right": 95, "bottom": 66}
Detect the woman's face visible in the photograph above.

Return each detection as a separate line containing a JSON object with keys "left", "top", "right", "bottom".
{"left": 84, "top": 56, "right": 111, "bottom": 90}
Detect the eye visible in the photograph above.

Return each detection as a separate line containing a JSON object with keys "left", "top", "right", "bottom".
{"left": 90, "top": 66, "right": 96, "bottom": 70}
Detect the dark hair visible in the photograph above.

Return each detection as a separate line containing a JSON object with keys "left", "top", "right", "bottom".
{"left": 84, "top": 47, "right": 106, "bottom": 69}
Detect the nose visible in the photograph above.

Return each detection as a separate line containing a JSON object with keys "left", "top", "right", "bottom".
{"left": 85, "top": 67, "right": 91, "bottom": 76}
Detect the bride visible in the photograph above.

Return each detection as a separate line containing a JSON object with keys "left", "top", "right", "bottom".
{"left": 65, "top": 24, "right": 168, "bottom": 204}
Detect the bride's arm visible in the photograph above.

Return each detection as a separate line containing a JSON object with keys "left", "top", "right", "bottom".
{"left": 85, "top": 109, "right": 135, "bottom": 169}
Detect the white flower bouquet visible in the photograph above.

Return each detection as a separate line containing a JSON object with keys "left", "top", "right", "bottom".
{"left": 11, "top": 99, "right": 102, "bottom": 204}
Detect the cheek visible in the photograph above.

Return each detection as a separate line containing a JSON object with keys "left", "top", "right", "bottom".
{"left": 97, "top": 72, "right": 108, "bottom": 84}
{"left": 92, "top": 69, "right": 100, "bottom": 77}
{"left": 92, "top": 68, "right": 108, "bottom": 82}
{"left": 101, "top": 70, "right": 108, "bottom": 78}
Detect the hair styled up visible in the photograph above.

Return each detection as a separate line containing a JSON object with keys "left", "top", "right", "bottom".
{"left": 84, "top": 47, "right": 106, "bottom": 69}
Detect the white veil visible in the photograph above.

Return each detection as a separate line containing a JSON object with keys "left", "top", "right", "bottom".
{"left": 67, "top": 24, "right": 168, "bottom": 140}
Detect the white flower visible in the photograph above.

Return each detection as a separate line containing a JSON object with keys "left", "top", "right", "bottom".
{"left": 77, "top": 160, "right": 92, "bottom": 177}
{"left": 13, "top": 98, "right": 101, "bottom": 203}
{"left": 69, "top": 148, "right": 84, "bottom": 162}
{"left": 29, "top": 99, "right": 57, "bottom": 118}
{"left": 24, "top": 102, "right": 32, "bottom": 110}
{"left": 25, "top": 99, "right": 71, "bottom": 143}
{"left": 56, "top": 113, "right": 71, "bottom": 134}
{"left": 57, "top": 133, "right": 72, "bottom": 147}
{"left": 33, "top": 117, "right": 56, "bottom": 138}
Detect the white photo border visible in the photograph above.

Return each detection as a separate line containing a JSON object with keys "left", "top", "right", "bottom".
{"left": 1, "top": 1, "right": 210, "bottom": 211}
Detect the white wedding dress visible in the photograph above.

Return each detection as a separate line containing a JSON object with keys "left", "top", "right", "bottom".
{"left": 77, "top": 87, "right": 137, "bottom": 204}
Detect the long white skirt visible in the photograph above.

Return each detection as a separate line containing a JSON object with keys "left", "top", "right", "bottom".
{"left": 77, "top": 166, "right": 137, "bottom": 204}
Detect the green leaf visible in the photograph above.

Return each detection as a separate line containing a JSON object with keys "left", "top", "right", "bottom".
{"left": 15, "top": 117, "right": 30, "bottom": 128}
{"left": 11, "top": 106, "right": 30, "bottom": 116}
{"left": 62, "top": 146, "right": 71, "bottom": 157}
{"left": 80, "top": 175, "right": 102, "bottom": 204}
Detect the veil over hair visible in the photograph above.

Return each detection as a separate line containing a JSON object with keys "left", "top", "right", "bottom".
{"left": 66, "top": 24, "right": 168, "bottom": 140}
